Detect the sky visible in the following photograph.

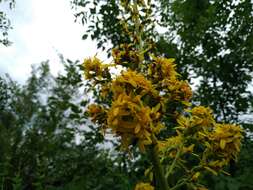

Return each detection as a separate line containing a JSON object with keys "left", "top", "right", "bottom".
{"left": 0, "top": 0, "right": 106, "bottom": 83}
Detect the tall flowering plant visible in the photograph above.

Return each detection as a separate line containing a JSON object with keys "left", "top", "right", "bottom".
{"left": 82, "top": 1, "right": 243, "bottom": 189}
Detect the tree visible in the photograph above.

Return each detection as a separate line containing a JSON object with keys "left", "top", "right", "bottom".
{"left": 0, "top": 58, "right": 135, "bottom": 190}
{"left": 0, "top": 0, "right": 15, "bottom": 46}
{"left": 72, "top": 0, "right": 253, "bottom": 122}
{"left": 161, "top": 0, "right": 253, "bottom": 122}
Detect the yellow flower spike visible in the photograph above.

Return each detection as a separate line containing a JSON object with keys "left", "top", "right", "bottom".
{"left": 82, "top": 1, "right": 244, "bottom": 189}
{"left": 135, "top": 182, "right": 154, "bottom": 190}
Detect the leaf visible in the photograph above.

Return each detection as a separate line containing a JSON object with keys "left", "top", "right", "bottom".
{"left": 204, "top": 166, "right": 218, "bottom": 175}
{"left": 82, "top": 34, "right": 88, "bottom": 40}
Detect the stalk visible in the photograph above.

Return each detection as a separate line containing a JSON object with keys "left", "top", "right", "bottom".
{"left": 149, "top": 138, "right": 169, "bottom": 190}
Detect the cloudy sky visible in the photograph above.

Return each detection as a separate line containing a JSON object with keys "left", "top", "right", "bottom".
{"left": 0, "top": 0, "right": 106, "bottom": 83}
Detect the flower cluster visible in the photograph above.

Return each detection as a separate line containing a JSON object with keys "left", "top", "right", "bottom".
{"left": 82, "top": 0, "right": 243, "bottom": 189}
{"left": 175, "top": 106, "right": 243, "bottom": 174}
{"left": 83, "top": 56, "right": 110, "bottom": 81}
{"left": 107, "top": 93, "right": 153, "bottom": 151}
{"left": 83, "top": 52, "right": 242, "bottom": 188}
{"left": 148, "top": 57, "right": 177, "bottom": 82}
{"left": 111, "top": 70, "right": 157, "bottom": 100}
{"left": 208, "top": 124, "right": 243, "bottom": 167}
{"left": 112, "top": 44, "right": 143, "bottom": 68}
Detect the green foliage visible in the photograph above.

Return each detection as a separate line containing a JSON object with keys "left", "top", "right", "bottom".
{"left": 0, "top": 0, "right": 15, "bottom": 46}
{"left": 72, "top": 0, "right": 158, "bottom": 56}
{"left": 165, "top": 0, "right": 253, "bottom": 122}
{"left": 0, "top": 57, "right": 137, "bottom": 189}
{"left": 72, "top": 0, "right": 253, "bottom": 122}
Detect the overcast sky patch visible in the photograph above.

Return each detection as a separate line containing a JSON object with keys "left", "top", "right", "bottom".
{"left": 0, "top": 0, "right": 105, "bottom": 83}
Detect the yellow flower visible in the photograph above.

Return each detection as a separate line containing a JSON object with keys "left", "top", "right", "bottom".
{"left": 191, "top": 106, "right": 215, "bottom": 127}
{"left": 111, "top": 69, "right": 157, "bottom": 99}
{"left": 200, "top": 124, "right": 243, "bottom": 172}
{"left": 107, "top": 93, "right": 154, "bottom": 151}
{"left": 211, "top": 124, "right": 243, "bottom": 160}
{"left": 165, "top": 79, "right": 192, "bottom": 102}
{"left": 87, "top": 104, "right": 108, "bottom": 130}
{"left": 83, "top": 56, "right": 110, "bottom": 80}
{"left": 135, "top": 182, "right": 154, "bottom": 190}
{"left": 158, "top": 135, "right": 194, "bottom": 159}
{"left": 149, "top": 56, "right": 178, "bottom": 82}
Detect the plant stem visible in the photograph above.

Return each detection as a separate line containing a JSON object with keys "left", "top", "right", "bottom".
{"left": 150, "top": 143, "right": 169, "bottom": 190}
{"left": 170, "top": 179, "right": 187, "bottom": 190}
{"left": 165, "top": 145, "right": 181, "bottom": 179}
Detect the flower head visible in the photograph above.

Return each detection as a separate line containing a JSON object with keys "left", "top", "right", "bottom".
{"left": 107, "top": 93, "right": 155, "bottom": 151}
{"left": 112, "top": 69, "right": 157, "bottom": 99}
{"left": 211, "top": 124, "right": 243, "bottom": 161}
{"left": 164, "top": 79, "right": 192, "bottom": 102}
{"left": 83, "top": 56, "right": 110, "bottom": 80}
{"left": 149, "top": 57, "right": 178, "bottom": 82}
{"left": 191, "top": 106, "right": 215, "bottom": 127}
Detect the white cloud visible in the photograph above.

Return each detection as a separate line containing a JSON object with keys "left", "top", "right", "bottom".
{"left": 0, "top": 0, "right": 106, "bottom": 83}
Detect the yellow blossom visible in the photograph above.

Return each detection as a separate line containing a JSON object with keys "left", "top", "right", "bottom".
{"left": 107, "top": 93, "right": 156, "bottom": 151}
{"left": 211, "top": 124, "right": 243, "bottom": 160}
{"left": 87, "top": 104, "right": 108, "bottom": 130}
{"left": 165, "top": 79, "right": 192, "bottom": 102}
{"left": 191, "top": 106, "right": 215, "bottom": 127}
{"left": 83, "top": 56, "right": 110, "bottom": 80}
{"left": 111, "top": 69, "right": 157, "bottom": 99}
{"left": 149, "top": 57, "right": 177, "bottom": 82}
{"left": 157, "top": 136, "right": 182, "bottom": 157}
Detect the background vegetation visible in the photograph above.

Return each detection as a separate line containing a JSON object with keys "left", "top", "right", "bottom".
{"left": 1, "top": 0, "right": 253, "bottom": 189}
